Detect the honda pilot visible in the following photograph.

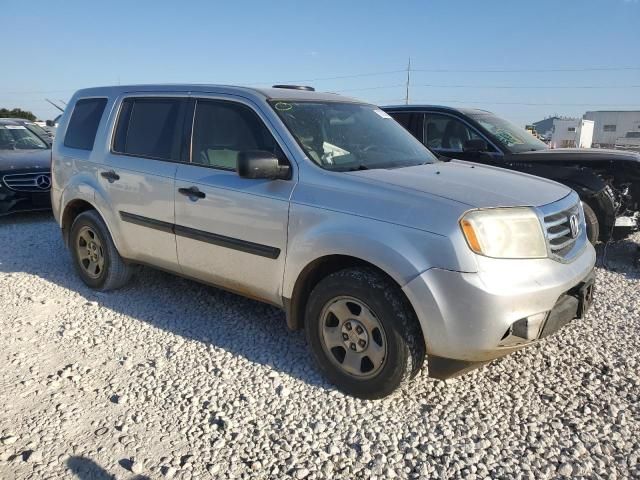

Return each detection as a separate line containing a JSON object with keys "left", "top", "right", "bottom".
{"left": 51, "top": 84, "right": 596, "bottom": 398}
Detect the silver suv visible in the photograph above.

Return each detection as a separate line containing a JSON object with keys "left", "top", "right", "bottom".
{"left": 51, "top": 84, "right": 596, "bottom": 398}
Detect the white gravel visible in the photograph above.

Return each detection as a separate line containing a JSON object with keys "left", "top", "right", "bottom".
{"left": 1, "top": 212, "right": 639, "bottom": 479}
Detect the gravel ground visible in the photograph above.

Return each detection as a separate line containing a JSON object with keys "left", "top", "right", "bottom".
{"left": 1, "top": 212, "right": 639, "bottom": 480}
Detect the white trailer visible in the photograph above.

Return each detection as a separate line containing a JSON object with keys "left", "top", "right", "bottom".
{"left": 550, "top": 119, "right": 594, "bottom": 149}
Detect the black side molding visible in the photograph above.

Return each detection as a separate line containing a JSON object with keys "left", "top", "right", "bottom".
{"left": 119, "top": 211, "right": 280, "bottom": 259}
{"left": 173, "top": 224, "right": 280, "bottom": 259}
{"left": 119, "top": 211, "right": 174, "bottom": 233}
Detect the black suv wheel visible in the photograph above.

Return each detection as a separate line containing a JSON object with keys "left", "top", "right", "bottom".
{"left": 305, "top": 267, "right": 425, "bottom": 399}
{"left": 70, "top": 210, "right": 133, "bottom": 290}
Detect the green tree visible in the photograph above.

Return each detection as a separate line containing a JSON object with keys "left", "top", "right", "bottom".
{"left": 0, "top": 108, "right": 37, "bottom": 121}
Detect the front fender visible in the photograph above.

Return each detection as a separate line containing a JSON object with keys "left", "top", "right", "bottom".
{"left": 282, "top": 203, "right": 475, "bottom": 300}
{"left": 533, "top": 165, "right": 606, "bottom": 198}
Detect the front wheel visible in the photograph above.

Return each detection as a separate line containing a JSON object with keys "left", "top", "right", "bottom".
{"left": 305, "top": 268, "right": 425, "bottom": 399}
{"left": 582, "top": 201, "right": 600, "bottom": 245}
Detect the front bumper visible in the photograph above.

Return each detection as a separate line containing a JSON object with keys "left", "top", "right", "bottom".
{"left": 402, "top": 243, "right": 596, "bottom": 364}
{"left": 0, "top": 185, "right": 51, "bottom": 216}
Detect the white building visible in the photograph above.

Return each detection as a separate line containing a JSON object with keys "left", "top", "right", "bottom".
{"left": 548, "top": 118, "right": 594, "bottom": 149}
{"left": 583, "top": 110, "right": 640, "bottom": 148}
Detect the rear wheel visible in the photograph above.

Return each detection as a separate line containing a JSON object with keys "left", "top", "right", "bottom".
{"left": 582, "top": 201, "right": 600, "bottom": 245}
{"left": 70, "top": 210, "right": 133, "bottom": 290}
{"left": 305, "top": 267, "right": 425, "bottom": 399}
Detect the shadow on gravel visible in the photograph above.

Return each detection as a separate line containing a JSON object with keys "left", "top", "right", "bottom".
{"left": 0, "top": 212, "right": 329, "bottom": 389}
{"left": 0, "top": 210, "right": 53, "bottom": 225}
{"left": 67, "top": 456, "right": 151, "bottom": 480}
{"left": 66, "top": 456, "right": 113, "bottom": 480}
{"left": 596, "top": 238, "right": 640, "bottom": 280}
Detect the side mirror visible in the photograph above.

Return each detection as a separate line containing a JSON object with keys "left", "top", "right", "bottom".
{"left": 463, "top": 139, "right": 488, "bottom": 153}
{"left": 45, "top": 120, "right": 54, "bottom": 127}
{"left": 237, "top": 150, "right": 290, "bottom": 180}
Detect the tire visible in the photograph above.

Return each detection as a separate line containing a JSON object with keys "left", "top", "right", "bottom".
{"left": 69, "top": 210, "right": 132, "bottom": 291}
{"left": 582, "top": 201, "right": 600, "bottom": 245}
{"left": 305, "top": 267, "right": 425, "bottom": 399}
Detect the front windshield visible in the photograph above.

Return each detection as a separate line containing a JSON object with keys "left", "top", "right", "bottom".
{"left": 25, "top": 122, "right": 51, "bottom": 141}
{"left": 0, "top": 124, "right": 49, "bottom": 150}
{"left": 270, "top": 101, "right": 437, "bottom": 171}
{"left": 469, "top": 113, "right": 548, "bottom": 153}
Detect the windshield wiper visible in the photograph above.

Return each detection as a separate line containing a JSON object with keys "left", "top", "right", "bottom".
{"left": 342, "top": 164, "right": 369, "bottom": 171}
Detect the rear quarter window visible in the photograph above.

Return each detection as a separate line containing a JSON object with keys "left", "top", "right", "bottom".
{"left": 64, "top": 98, "right": 108, "bottom": 150}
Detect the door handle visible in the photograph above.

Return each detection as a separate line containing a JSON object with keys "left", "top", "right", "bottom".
{"left": 100, "top": 170, "right": 120, "bottom": 183}
{"left": 178, "top": 186, "right": 206, "bottom": 199}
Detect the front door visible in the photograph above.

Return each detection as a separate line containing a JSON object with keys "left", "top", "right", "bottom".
{"left": 174, "top": 97, "right": 295, "bottom": 304}
{"left": 102, "top": 95, "right": 189, "bottom": 271}
{"left": 423, "top": 112, "right": 498, "bottom": 163}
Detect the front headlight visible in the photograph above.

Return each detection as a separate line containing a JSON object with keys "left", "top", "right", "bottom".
{"left": 460, "top": 207, "right": 547, "bottom": 259}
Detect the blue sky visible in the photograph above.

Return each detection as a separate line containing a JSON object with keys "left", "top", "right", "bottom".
{"left": 2, "top": 0, "right": 639, "bottom": 125}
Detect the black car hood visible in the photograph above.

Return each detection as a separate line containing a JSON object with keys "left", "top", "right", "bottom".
{"left": 0, "top": 149, "right": 51, "bottom": 172}
{"left": 508, "top": 148, "right": 640, "bottom": 164}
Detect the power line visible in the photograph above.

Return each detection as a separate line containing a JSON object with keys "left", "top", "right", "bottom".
{"left": 0, "top": 89, "right": 74, "bottom": 95}
{"left": 243, "top": 69, "right": 407, "bottom": 85}
{"left": 3, "top": 64, "right": 640, "bottom": 94}
{"left": 402, "top": 99, "right": 640, "bottom": 107}
{"left": 414, "top": 83, "right": 640, "bottom": 90}
{"left": 267, "top": 65, "right": 640, "bottom": 84}
{"left": 411, "top": 66, "right": 640, "bottom": 73}
{"left": 336, "top": 83, "right": 640, "bottom": 93}
{"left": 329, "top": 84, "right": 405, "bottom": 92}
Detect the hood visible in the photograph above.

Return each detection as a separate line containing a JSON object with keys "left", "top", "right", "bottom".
{"left": 0, "top": 149, "right": 51, "bottom": 172}
{"left": 345, "top": 160, "right": 571, "bottom": 208}
{"left": 510, "top": 148, "right": 640, "bottom": 164}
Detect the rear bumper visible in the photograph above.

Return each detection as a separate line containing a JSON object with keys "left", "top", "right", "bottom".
{"left": 402, "top": 243, "right": 596, "bottom": 364}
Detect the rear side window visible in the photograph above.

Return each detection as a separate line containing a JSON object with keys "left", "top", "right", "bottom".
{"left": 387, "top": 111, "right": 423, "bottom": 142}
{"left": 391, "top": 112, "right": 411, "bottom": 129}
{"left": 64, "top": 98, "right": 107, "bottom": 150}
{"left": 113, "top": 98, "right": 186, "bottom": 161}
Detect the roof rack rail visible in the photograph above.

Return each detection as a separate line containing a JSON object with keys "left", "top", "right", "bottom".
{"left": 272, "top": 84, "right": 315, "bottom": 92}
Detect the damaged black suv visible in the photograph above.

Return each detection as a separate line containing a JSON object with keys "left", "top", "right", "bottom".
{"left": 384, "top": 105, "right": 640, "bottom": 244}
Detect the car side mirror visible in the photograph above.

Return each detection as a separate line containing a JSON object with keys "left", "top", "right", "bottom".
{"left": 237, "top": 150, "right": 291, "bottom": 180}
{"left": 463, "top": 139, "right": 488, "bottom": 153}
{"left": 45, "top": 120, "right": 54, "bottom": 127}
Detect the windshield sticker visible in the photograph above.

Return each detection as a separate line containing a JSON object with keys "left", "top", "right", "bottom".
{"left": 373, "top": 109, "right": 392, "bottom": 119}
{"left": 3, "top": 125, "right": 27, "bottom": 130}
{"left": 494, "top": 130, "right": 525, "bottom": 146}
{"left": 275, "top": 102, "right": 292, "bottom": 111}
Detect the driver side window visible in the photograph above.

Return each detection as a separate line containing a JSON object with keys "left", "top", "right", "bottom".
{"left": 423, "top": 113, "right": 485, "bottom": 152}
{"left": 192, "top": 100, "right": 283, "bottom": 170}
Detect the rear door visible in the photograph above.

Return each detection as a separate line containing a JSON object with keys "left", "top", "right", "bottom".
{"left": 174, "top": 96, "right": 295, "bottom": 304}
{"left": 101, "top": 95, "right": 189, "bottom": 271}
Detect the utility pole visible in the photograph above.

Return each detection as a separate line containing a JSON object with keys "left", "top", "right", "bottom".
{"left": 405, "top": 57, "right": 411, "bottom": 105}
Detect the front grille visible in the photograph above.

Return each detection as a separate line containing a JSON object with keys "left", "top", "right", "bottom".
{"left": 543, "top": 202, "right": 581, "bottom": 259}
{"left": 2, "top": 172, "right": 51, "bottom": 192}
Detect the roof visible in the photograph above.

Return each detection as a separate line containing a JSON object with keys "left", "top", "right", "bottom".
{"left": 381, "top": 104, "right": 494, "bottom": 115}
{"left": 584, "top": 110, "right": 640, "bottom": 114}
{"left": 71, "top": 84, "right": 362, "bottom": 104}
{"left": 0, "top": 119, "right": 22, "bottom": 125}
{"left": 1, "top": 118, "right": 36, "bottom": 124}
